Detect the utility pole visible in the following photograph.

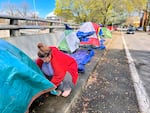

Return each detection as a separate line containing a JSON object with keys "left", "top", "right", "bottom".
{"left": 144, "top": 0, "right": 150, "bottom": 31}
{"left": 33, "top": 0, "right": 38, "bottom": 25}
{"left": 147, "top": 0, "right": 150, "bottom": 31}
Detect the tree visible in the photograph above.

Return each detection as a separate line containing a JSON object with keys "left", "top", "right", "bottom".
{"left": 87, "top": 0, "right": 116, "bottom": 25}
{"left": 16, "top": 2, "right": 29, "bottom": 17}
{"left": 54, "top": 0, "right": 74, "bottom": 21}
{"left": 55, "top": 0, "right": 119, "bottom": 25}
{"left": 1, "top": 2, "right": 16, "bottom": 16}
{"left": 54, "top": 0, "right": 148, "bottom": 25}
{"left": 1, "top": 1, "right": 39, "bottom": 18}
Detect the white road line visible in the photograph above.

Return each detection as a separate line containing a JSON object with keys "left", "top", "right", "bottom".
{"left": 121, "top": 32, "right": 150, "bottom": 113}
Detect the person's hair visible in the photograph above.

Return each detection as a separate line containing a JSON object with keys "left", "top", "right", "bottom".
{"left": 37, "top": 43, "right": 51, "bottom": 58}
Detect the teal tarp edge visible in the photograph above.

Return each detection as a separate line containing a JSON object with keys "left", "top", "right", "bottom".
{"left": 0, "top": 39, "right": 56, "bottom": 113}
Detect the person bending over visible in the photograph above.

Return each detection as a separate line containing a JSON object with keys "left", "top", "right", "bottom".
{"left": 36, "top": 43, "right": 79, "bottom": 97}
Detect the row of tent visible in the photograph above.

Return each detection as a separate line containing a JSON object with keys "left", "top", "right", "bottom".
{"left": 58, "top": 22, "right": 112, "bottom": 53}
{"left": 0, "top": 21, "right": 112, "bottom": 113}
{"left": 58, "top": 21, "right": 112, "bottom": 75}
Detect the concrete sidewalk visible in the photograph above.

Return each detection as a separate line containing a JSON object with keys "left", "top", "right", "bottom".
{"left": 3, "top": 30, "right": 112, "bottom": 113}
{"left": 30, "top": 38, "right": 112, "bottom": 113}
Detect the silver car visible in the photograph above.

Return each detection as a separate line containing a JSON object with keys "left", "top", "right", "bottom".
{"left": 126, "top": 28, "right": 135, "bottom": 34}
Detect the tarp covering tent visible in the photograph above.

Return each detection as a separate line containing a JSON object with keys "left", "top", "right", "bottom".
{"left": 0, "top": 39, "right": 56, "bottom": 113}
{"left": 77, "top": 22, "right": 100, "bottom": 47}
{"left": 57, "top": 30, "right": 80, "bottom": 53}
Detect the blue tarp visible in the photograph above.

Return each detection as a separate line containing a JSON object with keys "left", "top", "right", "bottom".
{"left": 76, "top": 31, "right": 95, "bottom": 41}
{"left": 99, "top": 39, "right": 106, "bottom": 50}
{"left": 0, "top": 39, "right": 56, "bottom": 113}
{"left": 69, "top": 49, "right": 94, "bottom": 73}
{"left": 99, "top": 28, "right": 103, "bottom": 36}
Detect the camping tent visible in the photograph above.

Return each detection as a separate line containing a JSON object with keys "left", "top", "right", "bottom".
{"left": 57, "top": 30, "right": 80, "bottom": 53}
{"left": 0, "top": 39, "right": 56, "bottom": 113}
{"left": 101, "top": 27, "right": 112, "bottom": 38}
{"left": 77, "top": 22, "right": 101, "bottom": 47}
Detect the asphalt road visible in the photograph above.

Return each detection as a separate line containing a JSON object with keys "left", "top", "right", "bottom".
{"left": 123, "top": 31, "right": 150, "bottom": 113}
{"left": 123, "top": 32, "right": 150, "bottom": 86}
{"left": 70, "top": 31, "right": 140, "bottom": 113}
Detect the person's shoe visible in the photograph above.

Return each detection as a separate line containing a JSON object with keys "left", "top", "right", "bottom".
{"left": 62, "top": 89, "right": 72, "bottom": 97}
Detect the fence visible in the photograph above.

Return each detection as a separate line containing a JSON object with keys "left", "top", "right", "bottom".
{"left": 0, "top": 15, "right": 79, "bottom": 37}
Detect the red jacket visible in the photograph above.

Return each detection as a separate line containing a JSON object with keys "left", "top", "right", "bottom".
{"left": 36, "top": 46, "right": 79, "bottom": 87}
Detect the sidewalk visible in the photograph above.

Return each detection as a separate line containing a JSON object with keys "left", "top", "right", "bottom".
{"left": 30, "top": 36, "right": 112, "bottom": 113}
{"left": 31, "top": 31, "right": 140, "bottom": 113}
{"left": 70, "top": 31, "right": 139, "bottom": 113}
{"left": 32, "top": 49, "right": 108, "bottom": 113}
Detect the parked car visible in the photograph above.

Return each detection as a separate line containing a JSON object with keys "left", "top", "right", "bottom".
{"left": 116, "top": 27, "right": 128, "bottom": 31}
{"left": 126, "top": 28, "right": 135, "bottom": 34}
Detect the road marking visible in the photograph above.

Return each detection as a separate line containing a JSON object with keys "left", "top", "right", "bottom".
{"left": 121, "top": 32, "right": 150, "bottom": 113}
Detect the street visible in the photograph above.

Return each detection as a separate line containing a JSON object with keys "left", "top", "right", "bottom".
{"left": 123, "top": 31, "right": 150, "bottom": 113}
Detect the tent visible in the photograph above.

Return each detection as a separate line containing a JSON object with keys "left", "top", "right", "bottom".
{"left": 77, "top": 22, "right": 101, "bottom": 47}
{"left": 0, "top": 39, "right": 56, "bottom": 113}
{"left": 57, "top": 30, "right": 80, "bottom": 53}
{"left": 101, "top": 27, "right": 112, "bottom": 38}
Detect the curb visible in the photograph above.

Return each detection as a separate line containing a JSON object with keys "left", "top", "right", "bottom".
{"left": 64, "top": 36, "right": 114, "bottom": 113}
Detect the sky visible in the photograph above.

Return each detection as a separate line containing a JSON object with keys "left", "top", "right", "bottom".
{"left": 0, "top": 0, "right": 55, "bottom": 18}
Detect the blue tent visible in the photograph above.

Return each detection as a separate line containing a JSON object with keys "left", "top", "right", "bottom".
{"left": 0, "top": 39, "right": 56, "bottom": 113}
